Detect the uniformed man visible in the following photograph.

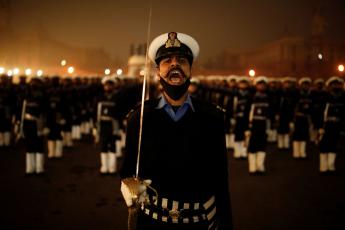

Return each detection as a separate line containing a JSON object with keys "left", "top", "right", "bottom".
{"left": 71, "top": 77, "right": 83, "bottom": 140}
{"left": 120, "top": 32, "right": 233, "bottom": 230}
{"left": 223, "top": 76, "right": 237, "bottom": 150}
{"left": 247, "top": 76, "right": 269, "bottom": 174}
{"left": 277, "top": 77, "right": 297, "bottom": 150}
{"left": 21, "top": 76, "right": 47, "bottom": 175}
{"left": 60, "top": 77, "right": 74, "bottom": 147}
{"left": 318, "top": 76, "right": 344, "bottom": 173}
{"left": 233, "top": 76, "right": 252, "bottom": 159}
{"left": 46, "top": 76, "right": 64, "bottom": 158}
{"left": 266, "top": 77, "right": 281, "bottom": 143}
{"left": 291, "top": 77, "right": 313, "bottom": 159}
{"left": 0, "top": 74, "right": 15, "bottom": 147}
{"left": 96, "top": 76, "right": 121, "bottom": 174}
{"left": 310, "top": 78, "right": 327, "bottom": 144}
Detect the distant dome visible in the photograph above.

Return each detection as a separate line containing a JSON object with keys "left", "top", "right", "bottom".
{"left": 128, "top": 55, "right": 146, "bottom": 66}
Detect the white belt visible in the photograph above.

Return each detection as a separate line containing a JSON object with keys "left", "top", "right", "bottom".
{"left": 143, "top": 195, "right": 216, "bottom": 225}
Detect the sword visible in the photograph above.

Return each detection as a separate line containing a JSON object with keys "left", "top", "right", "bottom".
{"left": 95, "top": 102, "right": 102, "bottom": 143}
{"left": 16, "top": 99, "right": 27, "bottom": 142}
{"left": 125, "top": 1, "right": 155, "bottom": 230}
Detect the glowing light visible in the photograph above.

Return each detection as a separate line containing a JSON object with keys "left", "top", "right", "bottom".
{"left": 104, "top": 68, "right": 111, "bottom": 75}
{"left": 61, "top": 60, "right": 67, "bottom": 66}
{"left": 37, "top": 70, "right": 43, "bottom": 77}
{"left": 249, "top": 69, "right": 256, "bottom": 77}
{"left": 7, "top": 70, "right": 13, "bottom": 76}
{"left": 139, "top": 70, "right": 145, "bottom": 76}
{"left": 0, "top": 67, "right": 5, "bottom": 74}
{"left": 116, "top": 68, "right": 123, "bottom": 75}
{"left": 67, "top": 66, "right": 74, "bottom": 74}
{"left": 318, "top": 53, "right": 323, "bottom": 60}
{"left": 25, "top": 68, "right": 32, "bottom": 76}
{"left": 13, "top": 68, "right": 20, "bottom": 75}
{"left": 338, "top": 64, "right": 344, "bottom": 72}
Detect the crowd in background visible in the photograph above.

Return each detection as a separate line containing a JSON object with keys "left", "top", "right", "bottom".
{"left": 0, "top": 74, "right": 344, "bottom": 175}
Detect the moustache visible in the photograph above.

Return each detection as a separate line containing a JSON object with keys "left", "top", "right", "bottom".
{"left": 166, "top": 67, "right": 187, "bottom": 80}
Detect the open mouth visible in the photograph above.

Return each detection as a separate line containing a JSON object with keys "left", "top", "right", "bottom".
{"left": 168, "top": 69, "right": 185, "bottom": 84}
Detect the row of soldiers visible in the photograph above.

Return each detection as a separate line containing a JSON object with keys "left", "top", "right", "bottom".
{"left": 191, "top": 75, "right": 345, "bottom": 174}
{"left": 1, "top": 73, "right": 344, "bottom": 175}
{"left": 0, "top": 74, "right": 143, "bottom": 175}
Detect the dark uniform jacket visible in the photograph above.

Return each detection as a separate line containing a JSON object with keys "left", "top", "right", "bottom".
{"left": 120, "top": 97, "right": 233, "bottom": 230}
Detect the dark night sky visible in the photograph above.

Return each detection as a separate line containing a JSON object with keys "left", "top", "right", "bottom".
{"left": 10, "top": 0, "right": 345, "bottom": 64}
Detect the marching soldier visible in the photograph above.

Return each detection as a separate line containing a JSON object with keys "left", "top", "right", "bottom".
{"left": 21, "top": 76, "right": 47, "bottom": 175}
{"left": 266, "top": 78, "right": 281, "bottom": 143}
{"left": 71, "top": 78, "right": 83, "bottom": 140}
{"left": 233, "top": 77, "right": 252, "bottom": 159}
{"left": 310, "top": 78, "right": 327, "bottom": 144}
{"left": 120, "top": 32, "right": 233, "bottom": 229}
{"left": 61, "top": 77, "right": 74, "bottom": 147}
{"left": 291, "top": 77, "right": 313, "bottom": 159}
{"left": 96, "top": 76, "right": 121, "bottom": 174}
{"left": 277, "top": 77, "right": 297, "bottom": 150}
{"left": 247, "top": 76, "right": 269, "bottom": 174}
{"left": 223, "top": 76, "right": 237, "bottom": 150}
{"left": 46, "top": 76, "right": 64, "bottom": 158}
{"left": 0, "top": 74, "right": 15, "bottom": 147}
{"left": 319, "top": 76, "right": 345, "bottom": 173}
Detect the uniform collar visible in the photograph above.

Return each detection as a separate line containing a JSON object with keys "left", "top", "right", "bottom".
{"left": 156, "top": 94, "right": 195, "bottom": 112}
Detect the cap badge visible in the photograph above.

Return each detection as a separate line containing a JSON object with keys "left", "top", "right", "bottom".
{"left": 165, "top": 32, "right": 181, "bottom": 48}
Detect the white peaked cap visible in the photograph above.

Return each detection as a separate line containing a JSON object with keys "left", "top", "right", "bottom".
{"left": 148, "top": 32, "right": 199, "bottom": 64}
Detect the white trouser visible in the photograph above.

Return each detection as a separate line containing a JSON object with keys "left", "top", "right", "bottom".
{"left": 256, "top": 152, "right": 266, "bottom": 172}
{"left": 328, "top": 153, "right": 336, "bottom": 171}
{"left": 234, "top": 141, "right": 246, "bottom": 158}
{"left": 55, "top": 140, "right": 63, "bottom": 157}
{"left": 100, "top": 153, "right": 108, "bottom": 173}
{"left": 248, "top": 153, "right": 256, "bottom": 173}
{"left": 1, "top": 132, "right": 11, "bottom": 146}
{"left": 283, "top": 134, "right": 290, "bottom": 149}
{"left": 62, "top": 132, "right": 73, "bottom": 147}
{"left": 116, "top": 140, "right": 123, "bottom": 158}
{"left": 108, "top": 152, "right": 117, "bottom": 173}
{"left": 26, "top": 153, "right": 36, "bottom": 174}
{"left": 226, "top": 134, "right": 230, "bottom": 149}
{"left": 35, "top": 153, "right": 44, "bottom": 173}
{"left": 229, "top": 134, "right": 235, "bottom": 149}
{"left": 319, "top": 153, "right": 328, "bottom": 172}
{"left": 277, "top": 134, "right": 284, "bottom": 149}
{"left": 0, "top": 133, "right": 3, "bottom": 146}
{"left": 48, "top": 140, "right": 55, "bottom": 158}
{"left": 293, "top": 141, "right": 306, "bottom": 158}
{"left": 72, "top": 125, "right": 81, "bottom": 140}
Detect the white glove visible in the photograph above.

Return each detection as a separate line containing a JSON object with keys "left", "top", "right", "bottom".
{"left": 121, "top": 178, "right": 152, "bottom": 207}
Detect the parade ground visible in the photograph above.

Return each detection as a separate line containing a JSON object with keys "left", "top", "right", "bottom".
{"left": 0, "top": 137, "right": 344, "bottom": 230}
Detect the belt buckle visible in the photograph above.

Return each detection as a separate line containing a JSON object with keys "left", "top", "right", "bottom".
{"left": 169, "top": 209, "right": 181, "bottom": 219}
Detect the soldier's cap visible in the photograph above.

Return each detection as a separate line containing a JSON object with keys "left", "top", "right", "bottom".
{"left": 254, "top": 76, "right": 268, "bottom": 85}
{"left": 298, "top": 77, "right": 312, "bottom": 85}
{"left": 101, "top": 75, "right": 117, "bottom": 85}
{"left": 314, "top": 78, "right": 324, "bottom": 84}
{"left": 268, "top": 77, "right": 279, "bottom": 83}
{"left": 148, "top": 32, "right": 199, "bottom": 65}
{"left": 281, "top": 76, "right": 296, "bottom": 83}
{"left": 326, "top": 76, "right": 344, "bottom": 86}
{"left": 238, "top": 76, "right": 250, "bottom": 83}
{"left": 190, "top": 78, "right": 200, "bottom": 85}
{"left": 227, "top": 75, "right": 238, "bottom": 82}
